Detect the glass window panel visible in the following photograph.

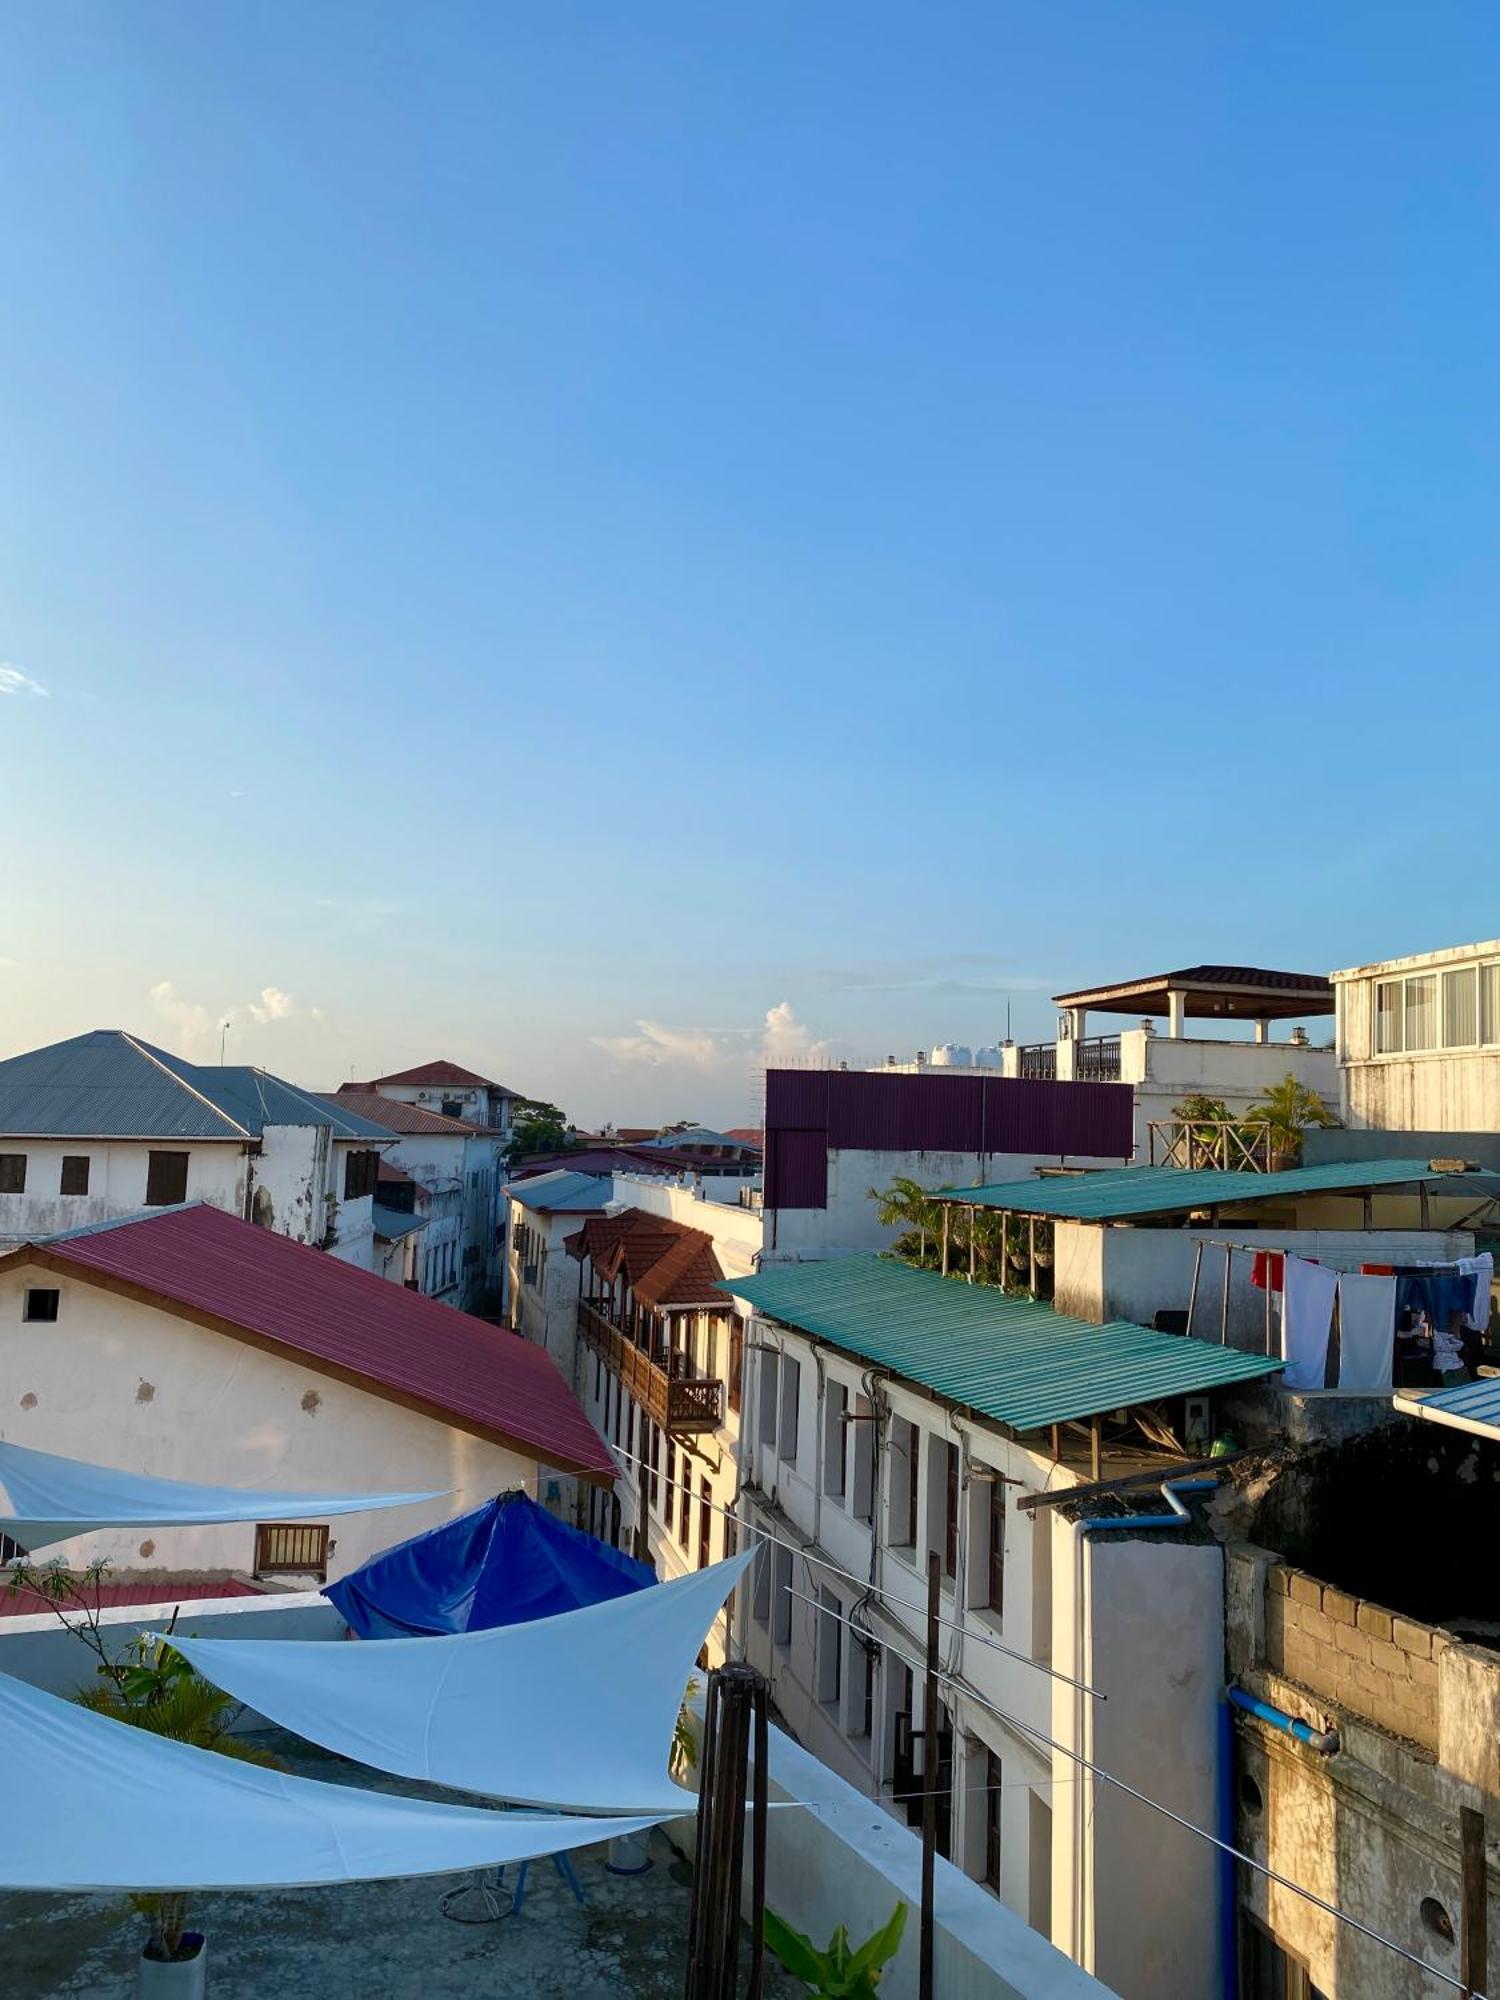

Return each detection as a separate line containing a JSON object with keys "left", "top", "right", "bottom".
{"left": 1375, "top": 980, "right": 1404, "bottom": 1054}
{"left": 1443, "top": 967, "right": 1478, "bottom": 1048}
{"left": 1405, "top": 975, "right": 1437, "bottom": 1052}
{"left": 1483, "top": 965, "right": 1500, "bottom": 1046}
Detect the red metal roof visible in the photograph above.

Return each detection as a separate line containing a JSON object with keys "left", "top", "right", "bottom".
{"left": 18, "top": 1207, "right": 612, "bottom": 1480}
{"left": 324, "top": 1088, "right": 478, "bottom": 1136}
{"left": 369, "top": 1060, "right": 517, "bottom": 1094}
{"left": 565, "top": 1209, "right": 728, "bottom": 1311}
{"left": 0, "top": 1576, "right": 265, "bottom": 1619}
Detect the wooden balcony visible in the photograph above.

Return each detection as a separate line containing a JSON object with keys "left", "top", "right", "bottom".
{"left": 577, "top": 1300, "right": 725, "bottom": 1435}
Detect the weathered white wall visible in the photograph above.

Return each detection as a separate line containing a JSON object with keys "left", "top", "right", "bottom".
{"left": 0, "top": 1139, "right": 249, "bottom": 1244}
{"left": 0, "top": 1261, "right": 550, "bottom": 1581}
{"left": 508, "top": 1203, "right": 591, "bottom": 1372}
{"left": 768, "top": 1149, "right": 1125, "bottom": 1261}
{"left": 1335, "top": 941, "right": 1500, "bottom": 1131}
{"left": 1054, "top": 1223, "right": 1474, "bottom": 1347}
{"left": 1051, "top": 1530, "right": 1224, "bottom": 2000}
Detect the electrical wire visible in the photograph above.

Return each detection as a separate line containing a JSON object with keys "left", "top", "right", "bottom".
{"left": 780, "top": 1585, "right": 1487, "bottom": 1999}
{"left": 598, "top": 1435, "right": 1104, "bottom": 1698}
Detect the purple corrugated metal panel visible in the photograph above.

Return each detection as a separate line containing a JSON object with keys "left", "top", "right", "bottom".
{"left": 764, "top": 1070, "right": 831, "bottom": 1131}
{"left": 981, "top": 1078, "right": 1132, "bottom": 1158}
{"left": 823, "top": 1072, "right": 985, "bottom": 1152}
{"left": 764, "top": 1128, "right": 829, "bottom": 1210}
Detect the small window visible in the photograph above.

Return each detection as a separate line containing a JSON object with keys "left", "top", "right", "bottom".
{"left": 343, "top": 1150, "right": 379, "bottom": 1201}
{"left": 254, "top": 1522, "right": 330, "bottom": 1581}
{"left": 0, "top": 1154, "right": 26, "bottom": 1195}
{"left": 144, "top": 1150, "right": 188, "bottom": 1207}
{"left": 23, "top": 1288, "right": 59, "bottom": 1324}
{"left": 817, "top": 1588, "right": 843, "bottom": 1706}
{"left": 441, "top": 1098, "right": 462, "bottom": 1119}
{"left": 778, "top": 1356, "right": 801, "bottom": 1463}
{"left": 1375, "top": 979, "right": 1404, "bottom": 1054}
{"left": 824, "top": 1382, "right": 848, "bottom": 1500}
{"left": 698, "top": 1476, "right": 713, "bottom": 1569}
{"left": 988, "top": 1482, "right": 1006, "bottom": 1617}
{"left": 59, "top": 1156, "right": 90, "bottom": 1196}
{"left": 1405, "top": 974, "right": 1437, "bottom": 1053}
{"left": 1443, "top": 966, "right": 1478, "bottom": 1048}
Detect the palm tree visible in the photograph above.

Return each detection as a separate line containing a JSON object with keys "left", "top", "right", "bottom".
{"left": 1242, "top": 1073, "right": 1338, "bottom": 1168}
{"left": 867, "top": 1176, "right": 944, "bottom": 1266}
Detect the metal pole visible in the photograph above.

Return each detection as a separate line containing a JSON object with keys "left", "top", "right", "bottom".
{"left": 1461, "top": 1805, "right": 1487, "bottom": 1999}
{"left": 940, "top": 1204, "right": 950, "bottom": 1277}
{"left": 920, "top": 1550, "right": 940, "bottom": 2000}
{"left": 1221, "top": 1243, "right": 1232, "bottom": 1347}
{"left": 685, "top": 1663, "right": 770, "bottom": 2000}
{"left": 1186, "top": 1240, "right": 1204, "bottom": 1341}
{"left": 1264, "top": 1257, "right": 1274, "bottom": 1358}
{"left": 636, "top": 1454, "right": 652, "bottom": 1566}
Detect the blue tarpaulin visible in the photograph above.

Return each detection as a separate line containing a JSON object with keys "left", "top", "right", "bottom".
{"left": 324, "top": 1492, "right": 655, "bottom": 1639}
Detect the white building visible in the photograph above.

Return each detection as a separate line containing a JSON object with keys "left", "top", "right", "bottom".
{"left": 0, "top": 1030, "right": 393, "bottom": 1271}
{"left": 0, "top": 1202, "right": 614, "bottom": 1586}
{"left": 505, "top": 1168, "right": 615, "bottom": 1365}
{"left": 726, "top": 1253, "right": 1286, "bottom": 2000}
{"left": 326, "top": 1084, "right": 509, "bottom": 1308}
{"left": 1331, "top": 936, "right": 1500, "bottom": 1133}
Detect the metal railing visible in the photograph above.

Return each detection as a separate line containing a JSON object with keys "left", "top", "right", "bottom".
{"left": 1075, "top": 1035, "right": 1122, "bottom": 1082}
{"left": 1017, "top": 1042, "right": 1056, "bottom": 1081}
{"left": 578, "top": 1300, "right": 725, "bottom": 1433}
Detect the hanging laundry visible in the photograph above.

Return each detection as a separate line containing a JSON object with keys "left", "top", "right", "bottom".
{"left": 1359, "top": 1263, "right": 1395, "bottom": 1277}
{"left": 1281, "top": 1256, "right": 1338, "bottom": 1391}
{"left": 1458, "top": 1253, "right": 1494, "bottom": 1333}
{"left": 1336, "top": 1273, "right": 1397, "bottom": 1390}
{"left": 1250, "top": 1251, "right": 1286, "bottom": 1294}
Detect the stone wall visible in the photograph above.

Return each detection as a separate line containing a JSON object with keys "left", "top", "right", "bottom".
{"left": 1264, "top": 1561, "right": 1444, "bottom": 1751}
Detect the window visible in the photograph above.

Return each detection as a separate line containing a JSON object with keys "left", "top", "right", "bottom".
{"left": 728, "top": 1319, "right": 743, "bottom": 1414}
{"left": 1484, "top": 964, "right": 1500, "bottom": 1045}
{"left": 855, "top": 1641, "right": 876, "bottom": 1741}
{"left": 889, "top": 1417, "right": 920, "bottom": 1549}
{"left": 758, "top": 1349, "right": 779, "bottom": 1452}
{"left": 343, "top": 1149, "right": 380, "bottom": 1201}
{"left": 59, "top": 1156, "right": 89, "bottom": 1196}
{"left": 988, "top": 1482, "right": 1006, "bottom": 1617}
{"left": 144, "top": 1150, "right": 188, "bottom": 1207}
{"left": 945, "top": 1442, "right": 959, "bottom": 1578}
{"left": 698, "top": 1477, "right": 713, "bottom": 1569}
{"left": 678, "top": 1464, "right": 692, "bottom": 1546}
{"left": 778, "top": 1356, "right": 801, "bottom": 1463}
{"left": 1444, "top": 966, "right": 1478, "bottom": 1048}
{"left": 1241, "top": 1914, "right": 1329, "bottom": 2000}
{"left": 852, "top": 1395, "right": 875, "bottom": 1522}
{"left": 1028, "top": 1793, "right": 1052, "bottom": 1935}
{"left": 985, "top": 1750, "right": 1003, "bottom": 1890}
{"left": 23, "top": 1288, "right": 59, "bottom": 1323}
{"left": 817, "top": 1588, "right": 843, "bottom": 1706}
{"left": 441, "top": 1098, "right": 462, "bottom": 1119}
{"left": 254, "top": 1522, "right": 330, "bottom": 1581}
{"left": 752, "top": 1545, "right": 772, "bottom": 1628}
{"left": 0, "top": 1154, "right": 26, "bottom": 1195}
{"left": 1405, "top": 973, "right": 1437, "bottom": 1052}
{"left": 772, "top": 1543, "right": 793, "bottom": 1647}
{"left": 824, "top": 1382, "right": 848, "bottom": 1500}
{"left": 1375, "top": 978, "right": 1404, "bottom": 1053}
{"left": 649, "top": 1422, "right": 661, "bottom": 1511}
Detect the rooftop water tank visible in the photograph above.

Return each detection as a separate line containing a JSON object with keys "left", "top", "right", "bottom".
{"left": 930, "top": 1044, "right": 973, "bottom": 1068}
{"left": 973, "top": 1045, "right": 1002, "bottom": 1069}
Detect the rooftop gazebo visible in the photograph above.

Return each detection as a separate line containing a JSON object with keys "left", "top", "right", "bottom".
{"left": 1053, "top": 962, "right": 1335, "bottom": 1044}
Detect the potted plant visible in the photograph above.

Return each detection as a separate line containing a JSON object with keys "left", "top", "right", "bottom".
{"left": 1169, "top": 1093, "right": 1235, "bottom": 1169}
{"left": 6, "top": 1559, "right": 276, "bottom": 1997}
{"left": 1240, "top": 1073, "right": 1338, "bottom": 1172}
{"left": 764, "top": 1900, "right": 908, "bottom": 1995}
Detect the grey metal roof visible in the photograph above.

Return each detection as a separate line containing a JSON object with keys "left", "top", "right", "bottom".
{"left": 1394, "top": 1378, "right": 1500, "bottom": 1442}
{"left": 0, "top": 1031, "right": 396, "bottom": 1142}
{"left": 371, "top": 1203, "right": 429, "bottom": 1242}
{"left": 931, "top": 1158, "right": 1495, "bottom": 1221}
{"left": 506, "top": 1170, "right": 615, "bottom": 1215}
{"left": 719, "top": 1255, "right": 1281, "bottom": 1431}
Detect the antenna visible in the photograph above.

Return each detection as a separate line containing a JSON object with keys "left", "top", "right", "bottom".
{"left": 219, "top": 1020, "right": 231, "bottom": 1065}
{"left": 1005, "top": 997, "right": 1012, "bottom": 1042}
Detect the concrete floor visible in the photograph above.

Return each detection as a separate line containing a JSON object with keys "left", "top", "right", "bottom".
{"left": 0, "top": 1735, "right": 805, "bottom": 1999}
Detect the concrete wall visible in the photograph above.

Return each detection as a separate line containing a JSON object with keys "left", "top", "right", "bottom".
{"left": 1336, "top": 943, "right": 1500, "bottom": 1131}
{"left": 1053, "top": 1223, "right": 1473, "bottom": 1349}
{"left": 0, "top": 1139, "right": 249, "bottom": 1244}
{"left": 508, "top": 1204, "right": 590, "bottom": 1373}
{"left": 1051, "top": 1531, "right": 1224, "bottom": 2000}
{"left": 1227, "top": 1539, "right": 1500, "bottom": 1998}
{"left": 0, "top": 1259, "right": 551, "bottom": 1581}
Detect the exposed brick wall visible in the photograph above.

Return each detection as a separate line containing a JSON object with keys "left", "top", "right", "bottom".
{"left": 1263, "top": 1562, "right": 1445, "bottom": 1752}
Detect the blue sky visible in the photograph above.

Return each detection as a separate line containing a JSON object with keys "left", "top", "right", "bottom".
{"left": 2, "top": 3, "right": 1498, "bottom": 1123}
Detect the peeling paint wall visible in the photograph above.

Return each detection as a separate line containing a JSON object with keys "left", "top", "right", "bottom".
{"left": 0, "top": 1139, "right": 249, "bottom": 1246}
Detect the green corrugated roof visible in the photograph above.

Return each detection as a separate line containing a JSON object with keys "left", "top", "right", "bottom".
{"left": 717, "top": 1255, "right": 1281, "bottom": 1432}
{"left": 928, "top": 1158, "right": 1490, "bottom": 1221}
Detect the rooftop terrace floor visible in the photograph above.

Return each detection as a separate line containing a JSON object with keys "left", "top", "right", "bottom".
{"left": 2, "top": 1733, "right": 803, "bottom": 1999}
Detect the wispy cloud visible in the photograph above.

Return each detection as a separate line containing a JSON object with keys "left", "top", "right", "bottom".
{"left": 149, "top": 980, "right": 326, "bottom": 1060}
{"left": 0, "top": 664, "right": 48, "bottom": 698}
{"left": 592, "top": 1002, "right": 831, "bottom": 1073}
{"left": 812, "top": 953, "right": 1059, "bottom": 998}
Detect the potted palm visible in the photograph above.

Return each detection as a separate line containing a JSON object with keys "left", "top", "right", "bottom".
{"left": 1241, "top": 1073, "right": 1338, "bottom": 1172}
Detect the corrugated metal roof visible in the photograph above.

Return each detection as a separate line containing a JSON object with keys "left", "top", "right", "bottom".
{"left": 369, "top": 1060, "right": 520, "bottom": 1096}
{"left": 718, "top": 1255, "right": 1281, "bottom": 1431}
{"left": 1394, "top": 1378, "right": 1500, "bottom": 1442}
{"left": 931, "top": 1158, "right": 1488, "bottom": 1220}
{"left": 0, "top": 1032, "right": 394, "bottom": 1142}
{"left": 321, "top": 1088, "right": 476, "bottom": 1136}
{"left": 506, "top": 1170, "right": 614, "bottom": 1214}
{"left": 13, "top": 1205, "right": 613, "bottom": 1479}
{"left": 371, "top": 1203, "right": 428, "bottom": 1242}
{"left": 0, "top": 1576, "right": 265, "bottom": 1619}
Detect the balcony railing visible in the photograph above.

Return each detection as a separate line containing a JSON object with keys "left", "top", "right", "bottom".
{"left": 1147, "top": 1120, "right": 1275, "bottom": 1171}
{"left": 577, "top": 1300, "right": 725, "bottom": 1435}
{"left": 1075, "top": 1034, "right": 1122, "bottom": 1083}
{"left": 1017, "top": 1042, "right": 1056, "bottom": 1081}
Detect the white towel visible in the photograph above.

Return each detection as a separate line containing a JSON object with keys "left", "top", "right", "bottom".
{"left": 1281, "top": 1256, "right": 1338, "bottom": 1391}
{"left": 1336, "top": 1272, "right": 1396, "bottom": 1390}
{"left": 1460, "top": 1253, "right": 1494, "bottom": 1333}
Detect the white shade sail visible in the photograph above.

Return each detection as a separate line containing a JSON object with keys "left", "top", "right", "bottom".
{"left": 0, "top": 1669, "right": 665, "bottom": 1892}
{"left": 0, "top": 1439, "right": 442, "bottom": 1554}
{"left": 172, "top": 1548, "right": 754, "bottom": 1815}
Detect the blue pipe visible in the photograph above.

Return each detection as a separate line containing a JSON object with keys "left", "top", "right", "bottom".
{"left": 1226, "top": 1684, "right": 1339, "bottom": 1754}
{"left": 1078, "top": 1475, "right": 1220, "bottom": 1535}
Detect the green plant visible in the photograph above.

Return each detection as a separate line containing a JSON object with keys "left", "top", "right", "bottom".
{"left": 868, "top": 1178, "right": 943, "bottom": 1267}
{"left": 671, "top": 1675, "right": 701, "bottom": 1779}
{"left": 763, "top": 1901, "right": 908, "bottom": 1996}
{"left": 1241, "top": 1073, "right": 1338, "bottom": 1162}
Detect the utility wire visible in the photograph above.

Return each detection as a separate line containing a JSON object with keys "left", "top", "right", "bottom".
{"left": 782, "top": 1585, "right": 1486, "bottom": 2000}
{"left": 599, "top": 1436, "right": 1103, "bottom": 1699}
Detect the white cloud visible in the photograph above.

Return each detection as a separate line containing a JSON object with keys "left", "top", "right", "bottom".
{"left": 149, "top": 980, "right": 326, "bottom": 1060}
{"left": 0, "top": 664, "right": 48, "bottom": 698}
{"left": 591, "top": 1001, "right": 830, "bottom": 1074}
